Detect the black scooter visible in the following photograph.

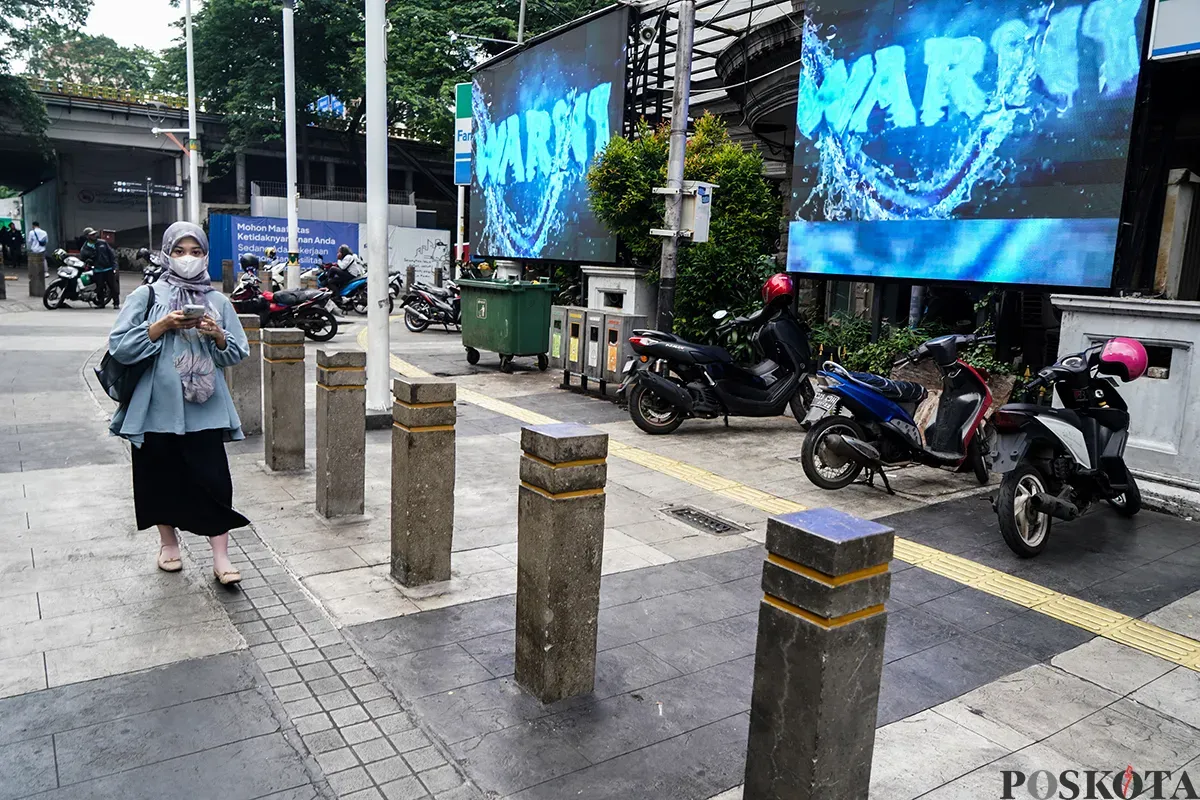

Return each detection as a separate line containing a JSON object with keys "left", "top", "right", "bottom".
{"left": 618, "top": 305, "right": 814, "bottom": 435}
{"left": 401, "top": 281, "right": 461, "bottom": 333}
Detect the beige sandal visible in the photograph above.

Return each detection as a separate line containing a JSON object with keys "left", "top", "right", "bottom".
{"left": 213, "top": 567, "right": 242, "bottom": 586}
{"left": 157, "top": 548, "right": 183, "bottom": 573}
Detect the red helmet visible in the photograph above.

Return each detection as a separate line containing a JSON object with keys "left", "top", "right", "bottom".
{"left": 762, "top": 273, "right": 795, "bottom": 307}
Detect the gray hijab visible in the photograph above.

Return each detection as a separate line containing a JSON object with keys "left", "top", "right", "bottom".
{"left": 158, "top": 221, "right": 218, "bottom": 404}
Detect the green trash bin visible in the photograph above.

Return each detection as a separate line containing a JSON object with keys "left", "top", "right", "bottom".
{"left": 458, "top": 279, "right": 559, "bottom": 373}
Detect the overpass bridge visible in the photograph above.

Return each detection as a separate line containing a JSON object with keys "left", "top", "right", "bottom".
{"left": 2, "top": 79, "right": 455, "bottom": 252}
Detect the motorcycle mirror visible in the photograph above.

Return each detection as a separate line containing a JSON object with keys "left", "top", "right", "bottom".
{"left": 712, "top": 310, "right": 729, "bottom": 321}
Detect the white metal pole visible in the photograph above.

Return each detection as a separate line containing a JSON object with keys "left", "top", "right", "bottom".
{"left": 455, "top": 185, "right": 465, "bottom": 272}
{"left": 184, "top": 0, "right": 201, "bottom": 224}
{"left": 174, "top": 156, "right": 185, "bottom": 221}
{"left": 146, "top": 178, "right": 153, "bottom": 250}
{"left": 283, "top": 0, "right": 301, "bottom": 290}
{"left": 365, "top": 0, "right": 391, "bottom": 413}
{"left": 655, "top": 0, "right": 695, "bottom": 333}
{"left": 517, "top": 0, "right": 527, "bottom": 44}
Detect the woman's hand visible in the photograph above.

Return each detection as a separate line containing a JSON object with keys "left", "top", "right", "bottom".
{"left": 197, "top": 315, "right": 227, "bottom": 350}
{"left": 148, "top": 310, "right": 200, "bottom": 342}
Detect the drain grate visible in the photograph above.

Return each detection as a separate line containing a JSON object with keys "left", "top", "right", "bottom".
{"left": 661, "top": 505, "right": 745, "bottom": 536}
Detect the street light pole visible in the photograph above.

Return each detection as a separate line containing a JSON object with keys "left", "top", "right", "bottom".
{"left": 145, "top": 177, "right": 154, "bottom": 250}
{"left": 365, "top": 0, "right": 391, "bottom": 414}
{"left": 517, "top": 0, "right": 527, "bottom": 44}
{"left": 655, "top": 0, "right": 695, "bottom": 334}
{"left": 184, "top": 0, "right": 201, "bottom": 224}
{"left": 282, "top": 0, "right": 301, "bottom": 290}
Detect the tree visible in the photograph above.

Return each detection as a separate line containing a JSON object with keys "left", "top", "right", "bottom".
{"left": 0, "top": 0, "right": 92, "bottom": 147}
{"left": 588, "top": 113, "right": 779, "bottom": 341}
{"left": 155, "top": 0, "right": 364, "bottom": 172}
{"left": 23, "top": 23, "right": 163, "bottom": 90}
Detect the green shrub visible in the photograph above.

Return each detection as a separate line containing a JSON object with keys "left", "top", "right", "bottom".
{"left": 587, "top": 113, "right": 778, "bottom": 343}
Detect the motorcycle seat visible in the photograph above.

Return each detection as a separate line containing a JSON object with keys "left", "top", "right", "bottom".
{"left": 746, "top": 359, "right": 780, "bottom": 377}
{"left": 688, "top": 344, "right": 735, "bottom": 364}
{"left": 272, "top": 289, "right": 323, "bottom": 306}
{"left": 848, "top": 372, "right": 927, "bottom": 403}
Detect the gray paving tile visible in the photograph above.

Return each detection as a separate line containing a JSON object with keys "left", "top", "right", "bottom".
{"left": 418, "top": 764, "right": 463, "bottom": 794}
{"left": 319, "top": 689, "right": 360, "bottom": 712}
{"left": 975, "top": 610, "right": 1096, "bottom": 663}
{"left": 916, "top": 587, "right": 1026, "bottom": 632}
{"left": 310, "top": 675, "right": 348, "bottom": 696}
{"left": 367, "top": 755, "right": 414, "bottom": 784}
{"left": 350, "top": 596, "right": 515, "bottom": 658}
{"left": 504, "top": 712, "right": 747, "bottom": 800}
{"left": 54, "top": 689, "right": 280, "bottom": 786}
{"left": 332, "top": 704, "right": 371, "bottom": 728}
{"left": 45, "top": 733, "right": 311, "bottom": 800}
{"left": 411, "top": 677, "right": 550, "bottom": 745}
{"left": 295, "top": 712, "right": 334, "bottom": 735}
{"left": 640, "top": 615, "right": 756, "bottom": 674}
{"left": 451, "top": 720, "right": 591, "bottom": 798}
{"left": 374, "top": 644, "right": 494, "bottom": 700}
{"left": 315, "top": 746, "right": 360, "bottom": 774}
{"left": 0, "top": 651, "right": 258, "bottom": 747}
{"left": 1079, "top": 560, "right": 1200, "bottom": 618}
{"left": 888, "top": 567, "right": 963, "bottom": 606}
{"left": 882, "top": 606, "right": 964, "bottom": 664}
{"left": 381, "top": 776, "right": 429, "bottom": 800}
{"left": 328, "top": 765, "right": 374, "bottom": 795}
{"left": 0, "top": 737, "right": 57, "bottom": 800}
{"left": 353, "top": 736, "right": 398, "bottom": 764}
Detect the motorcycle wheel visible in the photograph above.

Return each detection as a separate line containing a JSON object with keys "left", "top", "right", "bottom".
{"left": 405, "top": 304, "right": 430, "bottom": 333}
{"left": 352, "top": 287, "right": 370, "bottom": 315}
{"left": 801, "top": 415, "right": 866, "bottom": 490}
{"left": 43, "top": 283, "right": 65, "bottom": 310}
{"left": 968, "top": 435, "right": 989, "bottom": 486}
{"left": 628, "top": 382, "right": 684, "bottom": 435}
{"left": 789, "top": 378, "right": 816, "bottom": 425}
{"left": 1107, "top": 474, "right": 1142, "bottom": 517}
{"left": 301, "top": 308, "right": 339, "bottom": 342}
{"left": 997, "top": 464, "right": 1052, "bottom": 557}
{"left": 91, "top": 292, "right": 110, "bottom": 309}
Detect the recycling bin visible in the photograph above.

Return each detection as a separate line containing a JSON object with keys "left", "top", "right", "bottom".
{"left": 458, "top": 279, "right": 558, "bottom": 373}
{"left": 566, "top": 307, "right": 586, "bottom": 376}
{"left": 603, "top": 312, "right": 648, "bottom": 384}
{"left": 548, "top": 305, "right": 568, "bottom": 370}
{"left": 584, "top": 310, "right": 606, "bottom": 380}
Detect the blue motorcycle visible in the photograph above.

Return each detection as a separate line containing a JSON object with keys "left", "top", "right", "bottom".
{"left": 317, "top": 265, "right": 394, "bottom": 316}
{"left": 800, "top": 333, "right": 995, "bottom": 493}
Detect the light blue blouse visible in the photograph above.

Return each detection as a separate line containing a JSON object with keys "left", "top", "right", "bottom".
{"left": 108, "top": 283, "right": 250, "bottom": 447}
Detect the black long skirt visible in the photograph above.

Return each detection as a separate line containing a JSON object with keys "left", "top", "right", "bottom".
{"left": 132, "top": 429, "right": 251, "bottom": 537}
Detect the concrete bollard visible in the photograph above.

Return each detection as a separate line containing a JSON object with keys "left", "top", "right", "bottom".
{"left": 28, "top": 253, "right": 46, "bottom": 298}
{"left": 391, "top": 377, "right": 457, "bottom": 586}
{"left": 222, "top": 259, "right": 235, "bottom": 294}
{"left": 227, "top": 314, "right": 263, "bottom": 436}
{"left": 515, "top": 423, "right": 608, "bottom": 704}
{"left": 316, "top": 350, "right": 366, "bottom": 517}
{"left": 743, "top": 508, "right": 894, "bottom": 800}
{"left": 262, "top": 328, "right": 306, "bottom": 472}
{"left": 433, "top": 266, "right": 443, "bottom": 287}
{"left": 405, "top": 265, "right": 416, "bottom": 291}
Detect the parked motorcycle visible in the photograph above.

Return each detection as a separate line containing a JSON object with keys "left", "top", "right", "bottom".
{"left": 231, "top": 262, "right": 339, "bottom": 342}
{"left": 400, "top": 281, "right": 461, "bottom": 333}
{"left": 618, "top": 274, "right": 814, "bottom": 435}
{"left": 317, "top": 264, "right": 394, "bottom": 316}
{"left": 43, "top": 249, "right": 111, "bottom": 309}
{"left": 268, "top": 259, "right": 322, "bottom": 291}
{"left": 800, "top": 333, "right": 995, "bottom": 493}
{"left": 989, "top": 338, "right": 1147, "bottom": 557}
{"left": 137, "top": 248, "right": 164, "bottom": 285}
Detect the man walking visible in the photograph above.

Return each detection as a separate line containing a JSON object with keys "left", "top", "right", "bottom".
{"left": 26, "top": 221, "right": 48, "bottom": 274}
{"left": 80, "top": 227, "right": 121, "bottom": 309}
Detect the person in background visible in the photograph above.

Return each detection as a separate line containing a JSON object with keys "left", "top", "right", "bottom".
{"left": 324, "top": 243, "right": 363, "bottom": 297}
{"left": 80, "top": 227, "right": 122, "bottom": 309}
{"left": 26, "top": 221, "right": 48, "bottom": 274}
{"left": 0, "top": 223, "right": 14, "bottom": 266}
{"left": 106, "top": 221, "right": 250, "bottom": 584}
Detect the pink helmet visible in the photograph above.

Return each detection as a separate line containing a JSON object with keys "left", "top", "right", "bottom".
{"left": 1098, "top": 337, "right": 1148, "bottom": 382}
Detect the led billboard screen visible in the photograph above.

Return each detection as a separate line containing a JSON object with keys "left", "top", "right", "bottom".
{"left": 786, "top": 0, "right": 1149, "bottom": 287}
{"left": 470, "top": 7, "right": 629, "bottom": 262}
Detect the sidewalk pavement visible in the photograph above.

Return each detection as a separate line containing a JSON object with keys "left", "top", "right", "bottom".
{"left": 1, "top": 296, "right": 1198, "bottom": 800}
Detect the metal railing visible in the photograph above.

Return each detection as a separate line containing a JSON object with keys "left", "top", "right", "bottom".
{"left": 26, "top": 76, "right": 193, "bottom": 111}
{"left": 251, "top": 181, "right": 413, "bottom": 206}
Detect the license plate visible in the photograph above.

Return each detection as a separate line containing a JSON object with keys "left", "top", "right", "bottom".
{"left": 804, "top": 392, "right": 837, "bottom": 424}
{"left": 622, "top": 359, "right": 635, "bottom": 375}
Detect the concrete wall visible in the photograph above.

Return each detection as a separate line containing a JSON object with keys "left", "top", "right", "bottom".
{"left": 1054, "top": 295, "right": 1200, "bottom": 491}
{"left": 252, "top": 195, "right": 419, "bottom": 228}
{"left": 56, "top": 147, "right": 182, "bottom": 248}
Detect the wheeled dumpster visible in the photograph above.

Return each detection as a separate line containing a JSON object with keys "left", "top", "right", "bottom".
{"left": 458, "top": 279, "right": 558, "bottom": 373}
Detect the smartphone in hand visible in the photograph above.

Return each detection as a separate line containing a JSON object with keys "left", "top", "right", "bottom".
{"left": 182, "top": 304, "right": 206, "bottom": 319}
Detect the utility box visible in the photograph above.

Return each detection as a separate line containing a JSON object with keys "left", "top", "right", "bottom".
{"left": 548, "top": 305, "right": 568, "bottom": 370}
{"left": 584, "top": 310, "right": 606, "bottom": 380}
{"left": 566, "top": 307, "right": 586, "bottom": 375}
{"left": 681, "top": 181, "right": 717, "bottom": 243}
{"left": 603, "top": 312, "right": 647, "bottom": 384}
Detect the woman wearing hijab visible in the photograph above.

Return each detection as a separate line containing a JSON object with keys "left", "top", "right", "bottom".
{"left": 108, "top": 221, "right": 251, "bottom": 585}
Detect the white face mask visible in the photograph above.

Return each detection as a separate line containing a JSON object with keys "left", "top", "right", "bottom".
{"left": 169, "top": 254, "right": 209, "bottom": 280}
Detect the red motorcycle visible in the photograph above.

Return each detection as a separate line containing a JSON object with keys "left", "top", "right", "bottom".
{"left": 230, "top": 260, "right": 339, "bottom": 342}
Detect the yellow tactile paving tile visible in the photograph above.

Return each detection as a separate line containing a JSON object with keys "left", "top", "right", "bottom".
{"left": 370, "top": 339, "right": 1200, "bottom": 672}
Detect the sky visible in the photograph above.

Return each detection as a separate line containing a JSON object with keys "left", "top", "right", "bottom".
{"left": 86, "top": 0, "right": 197, "bottom": 51}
